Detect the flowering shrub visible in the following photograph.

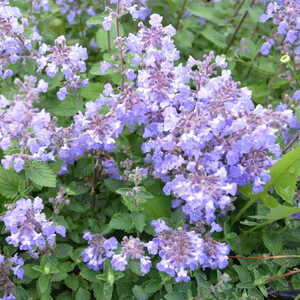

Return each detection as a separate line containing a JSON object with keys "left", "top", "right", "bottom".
{"left": 0, "top": 0, "right": 299, "bottom": 299}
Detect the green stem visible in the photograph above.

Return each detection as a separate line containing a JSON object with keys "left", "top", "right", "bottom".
{"left": 175, "top": 0, "right": 189, "bottom": 31}
{"left": 105, "top": 0, "right": 111, "bottom": 52}
{"left": 231, "top": 196, "right": 257, "bottom": 226}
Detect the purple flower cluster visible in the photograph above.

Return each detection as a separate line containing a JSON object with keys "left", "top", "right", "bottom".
{"left": 77, "top": 14, "right": 296, "bottom": 280}
{"left": 0, "top": 76, "right": 55, "bottom": 173}
{"left": 36, "top": 35, "right": 88, "bottom": 100}
{"left": 259, "top": 0, "right": 300, "bottom": 56}
{"left": 0, "top": 4, "right": 32, "bottom": 79}
{"left": 1, "top": 197, "right": 66, "bottom": 258}
{"left": 111, "top": 236, "right": 151, "bottom": 275}
{"left": 0, "top": 254, "right": 24, "bottom": 300}
{"left": 148, "top": 220, "right": 229, "bottom": 282}
{"left": 81, "top": 232, "right": 118, "bottom": 271}
{"left": 102, "top": 15, "right": 295, "bottom": 227}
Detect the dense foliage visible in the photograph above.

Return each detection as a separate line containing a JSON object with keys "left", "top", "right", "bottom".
{"left": 0, "top": 0, "right": 299, "bottom": 299}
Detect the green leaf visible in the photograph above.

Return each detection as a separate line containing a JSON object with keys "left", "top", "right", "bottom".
{"left": 187, "top": 4, "right": 226, "bottom": 25}
{"left": 132, "top": 285, "right": 147, "bottom": 300}
{"left": 109, "top": 213, "right": 133, "bottom": 232}
{"left": 266, "top": 205, "right": 300, "bottom": 222}
{"left": 262, "top": 231, "right": 282, "bottom": 254}
{"left": 116, "top": 187, "right": 153, "bottom": 212}
{"left": 132, "top": 211, "right": 145, "bottom": 233}
{"left": 53, "top": 244, "right": 73, "bottom": 259}
{"left": 296, "top": 106, "right": 300, "bottom": 124}
{"left": 23, "top": 264, "right": 40, "bottom": 280}
{"left": 87, "top": 15, "right": 105, "bottom": 25}
{"left": 38, "top": 274, "right": 51, "bottom": 294}
{"left": 75, "top": 288, "right": 90, "bottom": 300}
{"left": 64, "top": 274, "right": 79, "bottom": 291}
{"left": 0, "top": 167, "right": 26, "bottom": 200}
{"left": 143, "top": 279, "right": 162, "bottom": 297}
{"left": 80, "top": 82, "right": 103, "bottom": 100}
{"left": 25, "top": 161, "right": 56, "bottom": 188}
{"left": 199, "top": 24, "right": 227, "bottom": 49}
{"left": 79, "top": 264, "right": 98, "bottom": 283}
{"left": 233, "top": 265, "right": 252, "bottom": 283}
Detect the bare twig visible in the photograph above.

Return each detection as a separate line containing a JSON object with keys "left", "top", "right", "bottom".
{"left": 225, "top": 0, "right": 256, "bottom": 54}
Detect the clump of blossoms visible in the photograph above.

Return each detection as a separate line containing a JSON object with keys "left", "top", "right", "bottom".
{"left": 77, "top": 13, "right": 297, "bottom": 280}
{"left": 101, "top": 14, "right": 295, "bottom": 227}
{"left": 53, "top": 99, "right": 123, "bottom": 173}
{"left": 148, "top": 220, "right": 229, "bottom": 282}
{"left": 0, "top": 254, "right": 24, "bottom": 300}
{"left": 81, "top": 232, "right": 118, "bottom": 271}
{"left": 111, "top": 236, "right": 151, "bottom": 275}
{"left": 0, "top": 76, "right": 56, "bottom": 173}
{"left": 1, "top": 197, "right": 66, "bottom": 258}
{"left": 36, "top": 35, "right": 88, "bottom": 100}
{"left": 259, "top": 0, "right": 300, "bottom": 56}
{"left": 0, "top": 3, "right": 33, "bottom": 79}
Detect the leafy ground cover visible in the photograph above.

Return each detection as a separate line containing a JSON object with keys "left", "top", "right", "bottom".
{"left": 0, "top": 0, "right": 299, "bottom": 299}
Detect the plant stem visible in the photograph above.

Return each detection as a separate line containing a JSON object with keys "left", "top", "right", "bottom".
{"left": 231, "top": 195, "right": 257, "bottom": 226}
{"left": 225, "top": 0, "right": 256, "bottom": 54}
{"left": 175, "top": 0, "right": 189, "bottom": 31}
{"left": 233, "top": 0, "right": 246, "bottom": 17}
{"left": 105, "top": 0, "right": 111, "bottom": 51}
{"left": 265, "top": 269, "right": 300, "bottom": 283}
{"left": 230, "top": 254, "right": 300, "bottom": 260}
{"left": 116, "top": 0, "right": 125, "bottom": 90}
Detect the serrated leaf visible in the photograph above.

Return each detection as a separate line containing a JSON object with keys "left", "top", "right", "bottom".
{"left": 187, "top": 4, "right": 226, "bottom": 25}
{"left": 25, "top": 161, "right": 56, "bottom": 187}
{"left": 38, "top": 274, "right": 51, "bottom": 294}
{"left": 80, "top": 82, "right": 103, "bottom": 100}
{"left": 64, "top": 274, "right": 79, "bottom": 291}
{"left": 109, "top": 213, "right": 133, "bottom": 232}
{"left": 233, "top": 265, "right": 252, "bottom": 283}
{"left": 53, "top": 244, "right": 73, "bottom": 259}
{"left": 132, "top": 211, "right": 145, "bottom": 233}
{"left": 199, "top": 24, "right": 227, "bottom": 49}
{"left": 0, "top": 167, "right": 26, "bottom": 200}
{"left": 79, "top": 264, "right": 98, "bottom": 282}
{"left": 262, "top": 231, "right": 282, "bottom": 254}
{"left": 75, "top": 288, "right": 90, "bottom": 300}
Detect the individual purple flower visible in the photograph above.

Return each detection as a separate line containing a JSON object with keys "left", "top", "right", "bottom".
{"left": 81, "top": 232, "right": 118, "bottom": 271}
{"left": 57, "top": 87, "right": 68, "bottom": 101}
{"left": 293, "top": 90, "right": 300, "bottom": 101}
{"left": 261, "top": 41, "right": 272, "bottom": 55}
